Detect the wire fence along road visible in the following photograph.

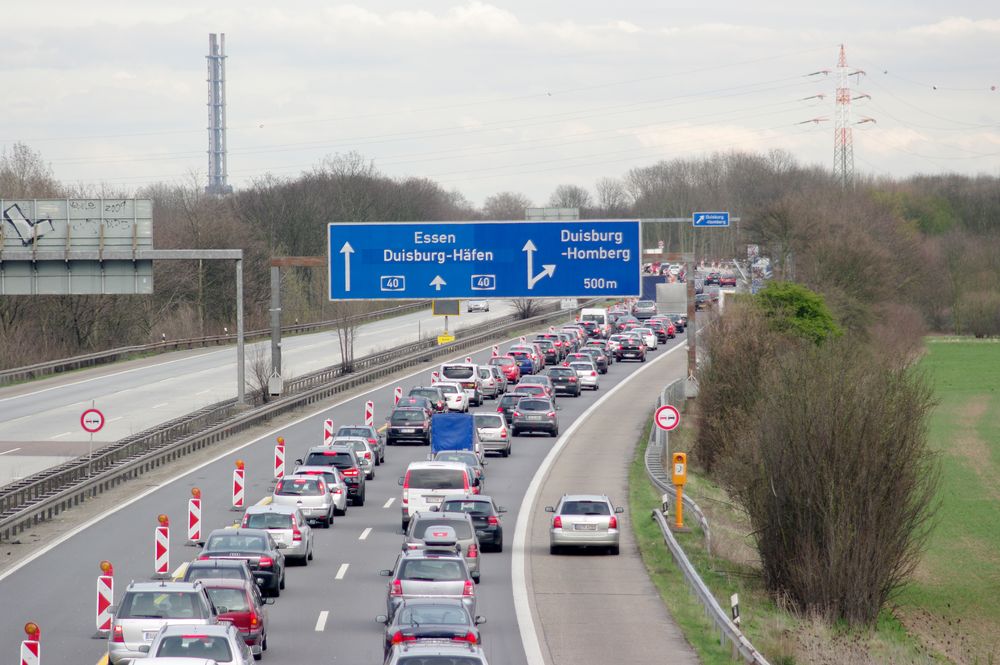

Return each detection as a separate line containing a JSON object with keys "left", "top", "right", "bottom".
{"left": 644, "top": 378, "right": 770, "bottom": 665}
{"left": 0, "top": 300, "right": 431, "bottom": 386}
{"left": 0, "top": 299, "right": 598, "bottom": 543}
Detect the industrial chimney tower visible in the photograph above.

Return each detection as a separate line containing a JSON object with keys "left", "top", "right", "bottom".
{"left": 206, "top": 33, "right": 233, "bottom": 195}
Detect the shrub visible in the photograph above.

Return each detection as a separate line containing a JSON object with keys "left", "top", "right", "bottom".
{"left": 754, "top": 281, "right": 842, "bottom": 344}
{"left": 956, "top": 291, "right": 1000, "bottom": 338}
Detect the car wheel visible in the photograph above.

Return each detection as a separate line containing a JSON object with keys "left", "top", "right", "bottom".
{"left": 279, "top": 572, "right": 286, "bottom": 590}
{"left": 308, "top": 547, "right": 314, "bottom": 561}
{"left": 254, "top": 648, "right": 263, "bottom": 661}
{"left": 593, "top": 384, "right": 599, "bottom": 391}
{"left": 334, "top": 505, "right": 346, "bottom": 516}
{"left": 551, "top": 428, "right": 559, "bottom": 437}
{"left": 262, "top": 635, "right": 268, "bottom": 651}
{"left": 386, "top": 439, "right": 394, "bottom": 446}
{"left": 357, "top": 491, "right": 366, "bottom": 506}
{"left": 549, "top": 544, "right": 560, "bottom": 555}
{"left": 610, "top": 545, "right": 620, "bottom": 556}
{"left": 640, "top": 355, "right": 646, "bottom": 362}
{"left": 502, "top": 445, "right": 510, "bottom": 458}
{"left": 368, "top": 469, "right": 375, "bottom": 480}
{"left": 402, "top": 520, "right": 409, "bottom": 531}
{"left": 495, "top": 536, "right": 503, "bottom": 553}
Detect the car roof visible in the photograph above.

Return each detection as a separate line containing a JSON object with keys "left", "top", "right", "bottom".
{"left": 560, "top": 493, "right": 612, "bottom": 502}
{"left": 157, "top": 622, "right": 234, "bottom": 637}
{"left": 206, "top": 527, "right": 269, "bottom": 538}
{"left": 197, "top": 577, "right": 254, "bottom": 590}
{"left": 126, "top": 580, "right": 205, "bottom": 592}
{"left": 291, "top": 465, "right": 342, "bottom": 475}
{"left": 306, "top": 444, "right": 352, "bottom": 453}
{"left": 337, "top": 423, "right": 374, "bottom": 430}
{"left": 406, "top": 460, "right": 469, "bottom": 470}
{"left": 413, "top": 510, "right": 474, "bottom": 522}
{"left": 188, "top": 558, "right": 250, "bottom": 567}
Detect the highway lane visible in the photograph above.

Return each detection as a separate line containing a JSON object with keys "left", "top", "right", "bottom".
{"left": 0, "top": 301, "right": 523, "bottom": 483}
{"left": 0, "top": 323, "right": 686, "bottom": 664}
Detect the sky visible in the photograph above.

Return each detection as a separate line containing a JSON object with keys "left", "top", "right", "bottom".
{"left": 3, "top": 1, "right": 998, "bottom": 206}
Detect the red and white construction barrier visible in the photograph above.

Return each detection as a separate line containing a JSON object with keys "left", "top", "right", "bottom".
{"left": 273, "top": 438, "right": 285, "bottom": 479}
{"left": 548, "top": 326, "right": 555, "bottom": 333}
{"left": 519, "top": 336, "right": 526, "bottom": 344}
{"left": 465, "top": 356, "right": 472, "bottom": 363}
{"left": 232, "top": 461, "right": 245, "bottom": 511}
{"left": 154, "top": 516, "right": 170, "bottom": 578}
{"left": 431, "top": 371, "right": 439, "bottom": 384}
{"left": 491, "top": 345, "right": 498, "bottom": 357}
{"left": 187, "top": 488, "right": 202, "bottom": 545}
{"left": 20, "top": 623, "right": 39, "bottom": 665}
{"left": 394, "top": 386, "right": 402, "bottom": 405}
{"left": 96, "top": 562, "right": 113, "bottom": 634}
{"left": 323, "top": 419, "right": 334, "bottom": 445}
{"left": 364, "top": 401, "right": 374, "bottom": 427}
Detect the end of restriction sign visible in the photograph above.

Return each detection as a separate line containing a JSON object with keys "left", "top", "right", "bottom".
{"left": 654, "top": 404, "right": 680, "bottom": 431}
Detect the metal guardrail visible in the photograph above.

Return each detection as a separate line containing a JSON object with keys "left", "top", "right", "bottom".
{"left": 643, "top": 379, "right": 769, "bottom": 664}
{"left": 0, "top": 299, "right": 598, "bottom": 542}
{"left": 0, "top": 300, "right": 431, "bottom": 386}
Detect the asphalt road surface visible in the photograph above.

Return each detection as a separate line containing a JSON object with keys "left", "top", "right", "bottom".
{"left": 0, "top": 325, "right": 691, "bottom": 665}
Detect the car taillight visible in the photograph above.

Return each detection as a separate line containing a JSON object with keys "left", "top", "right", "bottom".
{"left": 468, "top": 543, "right": 478, "bottom": 558}
{"left": 487, "top": 515, "right": 499, "bottom": 526}
{"left": 333, "top": 487, "right": 343, "bottom": 494}
{"left": 259, "top": 556, "right": 273, "bottom": 568}
{"left": 463, "top": 473, "right": 470, "bottom": 491}
{"left": 609, "top": 516, "right": 618, "bottom": 529}
{"left": 569, "top": 376, "right": 577, "bottom": 382}
{"left": 342, "top": 468, "right": 359, "bottom": 477}
{"left": 553, "top": 516, "right": 562, "bottom": 528}
{"left": 591, "top": 371, "right": 597, "bottom": 377}
{"left": 513, "top": 411, "right": 521, "bottom": 417}
{"left": 292, "top": 524, "right": 302, "bottom": 542}
{"left": 547, "top": 411, "right": 556, "bottom": 418}
{"left": 500, "top": 428, "right": 507, "bottom": 438}
{"left": 368, "top": 438, "right": 377, "bottom": 445}
{"left": 364, "top": 452, "right": 371, "bottom": 459}
{"left": 250, "top": 611, "right": 259, "bottom": 627}
{"left": 112, "top": 625, "right": 125, "bottom": 643}
{"left": 496, "top": 407, "right": 504, "bottom": 413}
{"left": 454, "top": 631, "right": 478, "bottom": 643}
{"left": 391, "top": 580, "right": 403, "bottom": 596}
{"left": 199, "top": 554, "right": 211, "bottom": 560}
{"left": 392, "top": 631, "right": 417, "bottom": 645}
{"left": 463, "top": 580, "right": 475, "bottom": 597}
{"left": 456, "top": 395, "right": 463, "bottom": 401}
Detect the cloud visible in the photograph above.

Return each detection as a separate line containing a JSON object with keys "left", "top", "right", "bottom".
{"left": 904, "top": 16, "right": 1000, "bottom": 38}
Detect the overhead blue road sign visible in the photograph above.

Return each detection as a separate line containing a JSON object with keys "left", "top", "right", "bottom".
{"left": 328, "top": 220, "right": 640, "bottom": 300}
{"left": 692, "top": 211, "right": 730, "bottom": 227}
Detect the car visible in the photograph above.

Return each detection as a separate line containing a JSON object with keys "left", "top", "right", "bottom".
{"left": 632, "top": 300, "right": 658, "bottom": 319}
{"left": 473, "top": 412, "right": 510, "bottom": 457}
{"left": 496, "top": 391, "right": 530, "bottom": 425}
{"left": 705, "top": 271, "right": 722, "bottom": 286}
{"left": 615, "top": 335, "right": 646, "bottom": 362}
{"left": 508, "top": 350, "right": 535, "bottom": 376}
{"left": 376, "top": 598, "right": 485, "bottom": 660}
{"left": 198, "top": 528, "right": 286, "bottom": 597}
{"left": 633, "top": 326, "right": 658, "bottom": 350}
{"left": 511, "top": 396, "right": 558, "bottom": 437}
{"left": 145, "top": 621, "right": 254, "bottom": 664}
{"left": 435, "top": 381, "right": 469, "bottom": 412}
{"left": 275, "top": 473, "right": 336, "bottom": 528}
{"left": 240, "top": 504, "right": 314, "bottom": 564}
{"left": 586, "top": 338, "right": 613, "bottom": 362}
{"left": 384, "top": 639, "right": 491, "bottom": 665}
{"left": 395, "top": 395, "right": 435, "bottom": 417}
{"left": 533, "top": 333, "right": 567, "bottom": 359}
{"left": 476, "top": 365, "right": 501, "bottom": 399}
{"left": 408, "top": 386, "right": 448, "bottom": 413}
{"left": 695, "top": 292, "right": 712, "bottom": 311}
{"left": 290, "top": 465, "right": 349, "bottom": 515}
{"left": 433, "top": 450, "right": 486, "bottom": 494}
{"left": 579, "top": 346, "right": 609, "bottom": 373}
{"left": 180, "top": 558, "right": 255, "bottom": 585}
{"left": 199, "top": 579, "right": 272, "bottom": 660}
{"left": 336, "top": 424, "right": 386, "bottom": 464}
{"left": 509, "top": 382, "right": 551, "bottom": 403}
{"left": 509, "top": 344, "right": 543, "bottom": 373}
{"left": 380, "top": 526, "right": 478, "bottom": 620}
{"left": 646, "top": 319, "right": 672, "bottom": 343}
{"left": 403, "top": 511, "right": 482, "bottom": 582}
{"left": 516, "top": 374, "right": 557, "bottom": 404}
{"left": 544, "top": 366, "right": 581, "bottom": 397}
{"left": 533, "top": 338, "right": 560, "bottom": 365}
{"left": 335, "top": 436, "right": 377, "bottom": 480}
{"left": 467, "top": 299, "right": 490, "bottom": 312}
{"left": 440, "top": 495, "right": 506, "bottom": 553}
{"left": 568, "top": 360, "right": 599, "bottom": 390}
{"left": 295, "top": 445, "right": 367, "bottom": 505}
{"left": 488, "top": 365, "right": 507, "bottom": 394}
{"left": 488, "top": 355, "right": 520, "bottom": 383}
{"left": 669, "top": 313, "right": 687, "bottom": 332}
{"left": 386, "top": 407, "right": 433, "bottom": 447}
{"left": 545, "top": 494, "right": 625, "bottom": 555}
{"left": 439, "top": 363, "right": 483, "bottom": 405}
{"left": 613, "top": 314, "right": 640, "bottom": 332}
{"left": 578, "top": 320, "right": 603, "bottom": 339}
{"left": 720, "top": 274, "right": 737, "bottom": 287}
{"left": 107, "top": 580, "right": 219, "bottom": 664}
{"left": 556, "top": 331, "right": 578, "bottom": 353}
{"left": 399, "top": 461, "right": 474, "bottom": 530}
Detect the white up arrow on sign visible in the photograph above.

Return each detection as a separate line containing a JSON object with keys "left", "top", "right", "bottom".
{"left": 430, "top": 276, "right": 447, "bottom": 291}
{"left": 340, "top": 242, "right": 354, "bottom": 292}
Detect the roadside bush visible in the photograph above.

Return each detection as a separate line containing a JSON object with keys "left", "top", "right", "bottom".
{"left": 956, "top": 290, "right": 1000, "bottom": 338}
{"left": 754, "top": 281, "right": 842, "bottom": 344}
{"left": 723, "top": 339, "right": 938, "bottom": 625}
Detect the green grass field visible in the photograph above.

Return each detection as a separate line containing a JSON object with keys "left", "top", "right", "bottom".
{"left": 895, "top": 339, "right": 1000, "bottom": 663}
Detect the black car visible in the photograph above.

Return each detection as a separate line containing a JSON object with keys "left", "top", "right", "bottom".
{"left": 615, "top": 336, "right": 646, "bottom": 362}
{"left": 614, "top": 315, "right": 640, "bottom": 332}
{"left": 647, "top": 320, "right": 671, "bottom": 344}
{"left": 377, "top": 598, "right": 485, "bottom": 660}
{"left": 199, "top": 528, "right": 286, "bottom": 597}
{"left": 386, "top": 407, "right": 433, "bottom": 446}
{"left": 670, "top": 314, "right": 687, "bottom": 333}
{"left": 440, "top": 495, "right": 506, "bottom": 552}
{"left": 298, "top": 445, "right": 367, "bottom": 505}
{"left": 409, "top": 386, "right": 447, "bottom": 413}
{"left": 533, "top": 339, "right": 560, "bottom": 365}
{"left": 496, "top": 391, "right": 530, "bottom": 424}
{"left": 534, "top": 333, "right": 567, "bottom": 360}
{"left": 578, "top": 320, "right": 602, "bottom": 339}
{"left": 579, "top": 346, "right": 609, "bottom": 374}
{"left": 695, "top": 293, "right": 712, "bottom": 311}
{"left": 544, "top": 366, "right": 581, "bottom": 397}
{"left": 705, "top": 272, "right": 722, "bottom": 286}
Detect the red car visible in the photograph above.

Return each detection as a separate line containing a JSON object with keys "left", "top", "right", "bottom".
{"left": 201, "top": 578, "right": 272, "bottom": 659}
{"left": 489, "top": 355, "right": 521, "bottom": 382}
{"left": 720, "top": 274, "right": 737, "bottom": 287}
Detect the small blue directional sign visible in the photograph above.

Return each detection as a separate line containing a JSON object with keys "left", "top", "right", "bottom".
{"left": 328, "top": 220, "right": 640, "bottom": 300}
{"left": 692, "top": 211, "right": 730, "bottom": 227}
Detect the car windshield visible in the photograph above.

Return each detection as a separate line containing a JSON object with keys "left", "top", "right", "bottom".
{"left": 489, "top": 357, "right": 513, "bottom": 367}
{"left": 436, "top": 452, "right": 478, "bottom": 467}
{"left": 205, "top": 534, "right": 268, "bottom": 552}
{"left": 410, "top": 390, "right": 439, "bottom": 400}
{"left": 407, "top": 469, "right": 466, "bottom": 489}
{"left": 243, "top": 512, "right": 294, "bottom": 529}
{"left": 303, "top": 450, "right": 355, "bottom": 469}
{"left": 275, "top": 477, "right": 323, "bottom": 495}
{"left": 561, "top": 500, "right": 611, "bottom": 515}
{"left": 399, "top": 604, "right": 470, "bottom": 626}
{"left": 296, "top": 469, "right": 339, "bottom": 485}
{"left": 474, "top": 414, "right": 504, "bottom": 429}
{"left": 117, "top": 591, "right": 207, "bottom": 619}
{"left": 155, "top": 635, "right": 232, "bottom": 661}
{"left": 206, "top": 587, "right": 250, "bottom": 613}
{"left": 515, "top": 385, "right": 544, "bottom": 396}
{"left": 548, "top": 368, "right": 574, "bottom": 377}
{"left": 518, "top": 399, "right": 550, "bottom": 411}
{"left": 478, "top": 369, "right": 491, "bottom": 378}
{"left": 346, "top": 441, "right": 369, "bottom": 454}
{"left": 412, "top": 518, "right": 473, "bottom": 540}
{"left": 499, "top": 394, "right": 526, "bottom": 407}
{"left": 570, "top": 363, "right": 593, "bottom": 372}
{"left": 510, "top": 352, "right": 530, "bottom": 360}
{"left": 442, "top": 366, "right": 475, "bottom": 380}
{"left": 399, "top": 559, "right": 466, "bottom": 581}
{"left": 441, "top": 500, "right": 491, "bottom": 516}
{"left": 337, "top": 427, "right": 372, "bottom": 438}
{"left": 437, "top": 385, "right": 460, "bottom": 396}
{"left": 186, "top": 566, "right": 246, "bottom": 582}
{"left": 392, "top": 411, "right": 426, "bottom": 423}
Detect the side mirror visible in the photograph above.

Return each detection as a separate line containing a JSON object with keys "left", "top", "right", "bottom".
{"left": 294, "top": 458, "right": 303, "bottom": 466}
{"left": 398, "top": 477, "right": 404, "bottom": 486}
{"left": 543, "top": 506, "right": 555, "bottom": 513}
{"left": 482, "top": 460, "right": 488, "bottom": 466}
{"left": 428, "top": 505, "right": 440, "bottom": 512}
{"left": 375, "top": 615, "right": 388, "bottom": 624}
{"left": 475, "top": 616, "right": 487, "bottom": 625}
{"left": 379, "top": 569, "right": 393, "bottom": 577}
{"left": 138, "top": 645, "right": 151, "bottom": 654}
{"left": 615, "top": 506, "right": 625, "bottom": 514}
{"left": 264, "top": 597, "right": 276, "bottom": 605}
{"left": 216, "top": 605, "right": 229, "bottom": 614}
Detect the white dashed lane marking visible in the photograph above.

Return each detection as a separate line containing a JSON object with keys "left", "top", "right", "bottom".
{"left": 359, "top": 528, "right": 372, "bottom": 541}
{"left": 383, "top": 497, "right": 395, "bottom": 508}
{"left": 335, "top": 563, "right": 349, "bottom": 580}
{"left": 315, "top": 611, "right": 329, "bottom": 632}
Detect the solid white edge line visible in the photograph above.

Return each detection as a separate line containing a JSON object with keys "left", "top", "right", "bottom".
{"left": 359, "top": 527, "right": 372, "bottom": 541}
{"left": 0, "top": 329, "right": 531, "bottom": 585}
{"left": 511, "top": 342, "right": 687, "bottom": 665}
{"left": 383, "top": 497, "right": 395, "bottom": 509}
{"left": 315, "top": 610, "right": 329, "bottom": 632}
{"left": 335, "top": 563, "right": 350, "bottom": 580}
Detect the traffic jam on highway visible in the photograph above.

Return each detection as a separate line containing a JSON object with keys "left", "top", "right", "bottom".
{"left": 13, "top": 300, "right": 687, "bottom": 665}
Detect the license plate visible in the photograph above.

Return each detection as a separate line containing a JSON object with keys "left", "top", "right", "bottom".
{"left": 575, "top": 523, "right": 598, "bottom": 531}
{"left": 144, "top": 631, "right": 158, "bottom": 640}
{"left": 400, "top": 428, "right": 415, "bottom": 433}
{"left": 528, "top": 415, "right": 542, "bottom": 421}
{"left": 626, "top": 352, "right": 637, "bottom": 357}
{"left": 424, "top": 495, "right": 443, "bottom": 503}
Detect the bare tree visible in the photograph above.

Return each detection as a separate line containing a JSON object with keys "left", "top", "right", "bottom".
{"left": 0, "top": 142, "right": 61, "bottom": 198}
{"left": 331, "top": 301, "right": 366, "bottom": 372}
{"left": 482, "top": 191, "right": 532, "bottom": 220}
{"left": 246, "top": 344, "right": 273, "bottom": 404}
{"left": 548, "top": 184, "right": 592, "bottom": 209}
{"left": 509, "top": 299, "right": 542, "bottom": 320}
{"left": 594, "top": 177, "right": 630, "bottom": 216}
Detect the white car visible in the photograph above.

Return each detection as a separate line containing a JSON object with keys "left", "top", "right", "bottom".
{"left": 335, "top": 437, "right": 377, "bottom": 479}
{"left": 467, "top": 299, "right": 490, "bottom": 312}
{"left": 633, "top": 327, "right": 658, "bottom": 350}
{"left": 436, "top": 381, "right": 469, "bottom": 412}
{"left": 292, "top": 465, "right": 349, "bottom": 515}
{"left": 477, "top": 366, "right": 500, "bottom": 399}
{"left": 568, "top": 361, "right": 600, "bottom": 390}
{"left": 473, "top": 412, "right": 511, "bottom": 457}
